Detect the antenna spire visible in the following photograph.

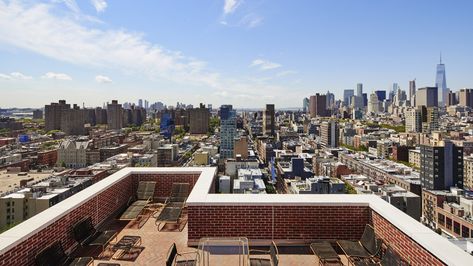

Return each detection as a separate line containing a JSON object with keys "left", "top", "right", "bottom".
{"left": 440, "top": 52, "right": 442, "bottom": 64}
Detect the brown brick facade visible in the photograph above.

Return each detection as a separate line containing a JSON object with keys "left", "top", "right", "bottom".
{"left": 37, "top": 149, "right": 58, "bottom": 167}
{"left": 188, "top": 205, "right": 370, "bottom": 244}
{"left": 371, "top": 210, "right": 445, "bottom": 266}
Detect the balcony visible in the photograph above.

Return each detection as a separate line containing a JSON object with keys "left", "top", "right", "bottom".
{"left": 0, "top": 167, "right": 471, "bottom": 265}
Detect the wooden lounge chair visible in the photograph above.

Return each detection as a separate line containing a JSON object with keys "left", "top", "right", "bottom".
{"left": 249, "top": 241, "right": 279, "bottom": 266}
{"left": 72, "top": 216, "right": 117, "bottom": 255}
{"left": 35, "top": 240, "right": 93, "bottom": 266}
{"left": 120, "top": 181, "right": 156, "bottom": 220}
{"left": 166, "top": 242, "right": 199, "bottom": 266}
{"left": 337, "top": 224, "right": 382, "bottom": 266}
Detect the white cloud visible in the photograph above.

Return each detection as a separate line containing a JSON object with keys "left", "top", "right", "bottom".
{"left": 95, "top": 75, "right": 112, "bottom": 83}
{"left": 41, "top": 72, "right": 72, "bottom": 80}
{"left": 276, "top": 70, "right": 297, "bottom": 77}
{"left": 0, "top": 1, "right": 300, "bottom": 107}
{"left": 0, "top": 73, "right": 12, "bottom": 80}
{"left": 58, "top": 0, "right": 80, "bottom": 13}
{"left": 0, "top": 1, "right": 220, "bottom": 89}
{"left": 239, "top": 13, "right": 263, "bottom": 28}
{"left": 221, "top": 1, "right": 263, "bottom": 29}
{"left": 90, "top": 0, "right": 107, "bottom": 13}
{"left": 0, "top": 72, "right": 32, "bottom": 80}
{"left": 10, "top": 72, "right": 32, "bottom": 79}
{"left": 223, "top": 0, "right": 240, "bottom": 15}
{"left": 250, "top": 59, "right": 282, "bottom": 70}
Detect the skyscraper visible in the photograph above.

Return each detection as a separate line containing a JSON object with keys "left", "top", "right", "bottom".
{"left": 409, "top": 80, "right": 416, "bottom": 106}
{"left": 326, "top": 91, "right": 335, "bottom": 109}
{"left": 368, "top": 92, "right": 379, "bottom": 114}
{"left": 189, "top": 103, "right": 210, "bottom": 134}
{"left": 362, "top": 93, "right": 368, "bottom": 107}
{"left": 220, "top": 105, "right": 237, "bottom": 159}
{"left": 356, "top": 83, "right": 363, "bottom": 97}
{"left": 353, "top": 83, "right": 364, "bottom": 109}
{"left": 107, "top": 100, "right": 123, "bottom": 130}
{"left": 389, "top": 83, "right": 398, "bottom": 101}
{"left": 459, "top": 88, "right": 473, "bottom": 108}
{"left": 95, "top": 107, "right": 107, "bottom": 125}
{"left": 263, "top": 104, "right": 275, "bottom": 136}
{"left": 320, "top": 120, "right": 339, "bottom": 148}
{"left": 447, "top": 91, "right": 457, "bottom": 106}
{"left": 420, "top": 141, "right": 463, "bottom": 190}
{"left": 374, "top": 90, "right": 386, "bottom": 102}
{"left": 436, "top": 54, "right": 447, "bottom": 107}
{"left": 61, "top": 104, "right": 86, "bottom": 135}
{"left": 343, "top": 89, "right": 354, "bottom": 106}
{"left": 416, "top": 87, "right": 438, "bottom": 107}
{"left": 302, "top": 97, "right": 309, "bottom": 113}
{"left": 309, "top": 93, "right": 327, "bottom": 118}
{"left": 45, "top": 100, "right": 70, "bottom": 131}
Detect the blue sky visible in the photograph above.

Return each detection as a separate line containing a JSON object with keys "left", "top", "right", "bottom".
{"left": 1, "top": 0, "right": 473, "bottom": 108}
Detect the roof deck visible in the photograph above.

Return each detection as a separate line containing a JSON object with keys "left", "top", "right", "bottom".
{"left": 0, "top": 167, "right": 471, "bottom": 265}
{"left": 84, "top": 217, "right": 349, "bottom": 265}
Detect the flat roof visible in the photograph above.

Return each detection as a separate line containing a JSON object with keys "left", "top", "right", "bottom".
{"left": 0, "top": 170, "right": 52, "bottom": 194}
{"left": 0, "top": 167, "right": 471, "bottom": 265}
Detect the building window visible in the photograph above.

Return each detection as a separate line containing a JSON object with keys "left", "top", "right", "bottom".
{"left": 438, "top": 213, "right": 445, "bottom": 226}
{"left": 446, "top": 217, "right": 452, "bottom": 230}
{"left": 454, "top": 221, "right": 460, "bottom": 235}
{"left": 462, "top": 225, "right": 470, "bottom": 238}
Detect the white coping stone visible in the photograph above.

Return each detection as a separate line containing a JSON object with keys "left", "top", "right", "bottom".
{"left": 0, "top": 167, "right": 471, "bottom": 265}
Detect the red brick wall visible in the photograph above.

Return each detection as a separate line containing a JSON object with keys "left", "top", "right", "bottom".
{"left": 0, "top": 176, "right": 133, "bottom": 266}
{"left": 37, "top": 149, "right": 58, "bottom": 166}
{"left": 188, "top": 205, "right": 369, "bottom": 244}
{"left": 131, "top": 173, "right": 200, "bottom": 200}
{"left": 0, "top": 172, "right": 202, "bottom": 265}
{"left": 0, "top": 159, "right": 30, "bottom": 171}
{"left": 371, "top": 210, "right": 445, "bottom": 266}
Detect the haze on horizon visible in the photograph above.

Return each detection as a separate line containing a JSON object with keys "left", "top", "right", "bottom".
{"left": 1, "top": 0, "right": 473, "bottom": 108}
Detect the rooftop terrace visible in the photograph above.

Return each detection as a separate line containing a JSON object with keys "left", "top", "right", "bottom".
{"left": 0, "top": 167, "right": 472, "bottom": 265}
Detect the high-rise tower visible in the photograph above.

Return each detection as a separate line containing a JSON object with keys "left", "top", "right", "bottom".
{"left": 435, "top": 54, "right": 447, "bottom": 107}
{"left": 220, "top": 105, "right": 237, "bottom": 159}
{"left": 409, "top": 79, "right": 416, "bottom": 106}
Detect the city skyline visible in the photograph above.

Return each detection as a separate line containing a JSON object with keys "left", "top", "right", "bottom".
{"left": 1, "top": 0, "right": 473, "bottom": 108}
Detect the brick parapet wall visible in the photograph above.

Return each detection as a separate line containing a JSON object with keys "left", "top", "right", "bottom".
{"left": 0, "top": 176, "right": 133, "bottom": 266}
{"left": 132, "top": 173, "right": 200, "bottom": 200}
{"left": 371, "top": 210, "right": 445, "bottom": 266}
{"left": 0, "top": 172, "right": 200, "bottom": 266}
{"left": 188, "top": 205, "right": 370, "bottom": 245}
